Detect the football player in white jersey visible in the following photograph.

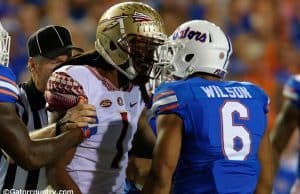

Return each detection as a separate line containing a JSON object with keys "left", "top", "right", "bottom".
{"left": 44, "top": 2, "right": 167, "bottom": 194}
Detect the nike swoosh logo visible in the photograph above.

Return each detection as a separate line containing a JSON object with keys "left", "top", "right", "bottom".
{"left": 130, "top": 102, "right": 137, "bottom": 107}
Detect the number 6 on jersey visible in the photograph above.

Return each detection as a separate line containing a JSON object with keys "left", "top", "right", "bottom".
{"left": 221, "top": 101, "right": 251, "bottom": 161}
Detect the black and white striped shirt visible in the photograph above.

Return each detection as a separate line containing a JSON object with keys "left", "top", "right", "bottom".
{"left": 0, "top": 79, "right": 48, "bottom": 191}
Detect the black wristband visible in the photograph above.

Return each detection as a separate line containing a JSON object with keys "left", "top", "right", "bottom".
{"left": 55, "top": 120, "right": 63, "bottom": 136}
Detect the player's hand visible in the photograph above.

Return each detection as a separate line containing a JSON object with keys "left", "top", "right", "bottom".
{"left": 126, "top": 157, "right": 152, "bottom": 186}
{"left": 290, "top": 179, "right": 300, "bottom": 194}
{"left": 58, "top": 97, "right": 97, "bottom": 134}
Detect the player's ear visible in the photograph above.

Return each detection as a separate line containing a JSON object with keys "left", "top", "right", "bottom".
{"left": 28, "top": 57, "right": 36, "bottom": 72}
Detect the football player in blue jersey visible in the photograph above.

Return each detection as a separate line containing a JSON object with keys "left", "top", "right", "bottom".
{"left": 142, "top": 20, "right": 273, "bottom": 194}
{"left": 0, "top": 22, "right": 96, "bottom": 170}
{"left": 271, "top": 75, "right": 300, "bottom": 194}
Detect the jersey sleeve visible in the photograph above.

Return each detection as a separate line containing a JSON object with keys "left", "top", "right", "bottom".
{"left": 283, "top": 75, "right": 300, "bottom": 108}
{"left": 259, "top": 87, "right": 270, "bottom": 114}
{"left": 0, "top": 66, "right": 19, "bottom": 103}
{"left": 45, "top": 65, "right": 87, "bottom": 111}
{"left": 249, "top": 83, "right": 269, "bottom": 114}
{"left": 151, "top": 83, "right": 184, "bottom": 118}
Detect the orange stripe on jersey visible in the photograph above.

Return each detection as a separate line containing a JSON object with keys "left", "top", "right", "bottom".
{"left": 0, "top": 89, "right": 18, "bottom": 100}
{"left": 153, "top": 91, "right": 176, "bottom": 101}
{"left": 158, "top": 103, "right": 179, "bottom": 113}
{"left": 0, "top": 75, "right": 17, "bottom": 86}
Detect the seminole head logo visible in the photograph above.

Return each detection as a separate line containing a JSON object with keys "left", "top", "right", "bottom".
{"left": 102, "top": 12, "right": 153, "bottom": 32}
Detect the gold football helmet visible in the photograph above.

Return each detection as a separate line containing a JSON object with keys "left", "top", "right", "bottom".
{"left": 95, "top": 2, "right": 167, "bottom": 81}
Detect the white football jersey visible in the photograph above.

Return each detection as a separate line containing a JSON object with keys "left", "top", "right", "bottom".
{"left": 54, "top": 65, "right": 145, "bottom": 194}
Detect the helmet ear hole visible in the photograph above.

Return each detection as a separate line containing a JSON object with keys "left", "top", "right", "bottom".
{"left": 109, "top": 41, "right": 117, "bottom": 51}
{"left": 185, "top": 54, "right": 194, "bottom": 62}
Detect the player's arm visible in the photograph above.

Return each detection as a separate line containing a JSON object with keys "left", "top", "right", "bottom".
{"left": 126, "top": 108, "right": 155, "bottom": 186}
{"left": 127, "top": 157, "right": 152, "bottom": 187}
{"left": 255, "top": 128, "right": 274, "bottom": 194}
{"left": 0, "top": 102, "right": 90, "bottom": 170}
{"left": 29, "top": 102, "right": 96, "bottom": 139}
{"left": 126, "top": 108, "right": 156, "bottom": 186}
{"left": 47, "top": 147, "right": 81, "bottom": 193}
{"left": 142, "top": 113, "right": 183, "bottom": 194}
{"left": 131, "top": 108, "right": 156, "bottom": 158}
{"left": 29, "top": 124, "right": 57, "bottom": 139}
{"left": 270, "top": 99, "right": 299, "bottom": 172}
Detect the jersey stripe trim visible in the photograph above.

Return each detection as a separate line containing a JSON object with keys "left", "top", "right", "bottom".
{"left": 0, "top": 89, "right": 18, "bottom": 99}
{"left": 152, "top": 95, "right": 178, "bottom": 113}
{"left": 0, "top": 80, "right": 19, "bottom": 94}
{"left": 158, "top": 103, "right": 179, "bottom": 113}
{"left": 153, "top": 90, "right": 175, "bottom": 101}
{"left": 0, "top": 75, "right": 17, "bottom": 86}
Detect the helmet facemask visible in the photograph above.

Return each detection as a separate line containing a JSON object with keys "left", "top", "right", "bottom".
{"left": 118, "top": 34, "right": 165, "bottom": 84}
{"left": 154, "top": 40, "right": 185, "bottom": 80}
{"left": 0, "top": 23, "right": 10, "bottom": 67}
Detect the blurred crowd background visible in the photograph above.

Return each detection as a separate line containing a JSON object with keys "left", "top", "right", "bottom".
{"left": 0, "top": 0, "right": 299, "bottom": 193}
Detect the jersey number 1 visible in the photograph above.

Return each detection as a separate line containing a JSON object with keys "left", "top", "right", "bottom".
{"left": 220, "top": 101, "right": 251, "bottom": 161}
{"left": 111, "top": 112, "right": 129, "bottom": 169}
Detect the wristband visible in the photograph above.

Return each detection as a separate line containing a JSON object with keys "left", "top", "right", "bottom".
{"left": 55, "top": 120, "right": 63, "bottom": 136}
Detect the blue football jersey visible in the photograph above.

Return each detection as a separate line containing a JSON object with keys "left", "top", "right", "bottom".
{"left": 0, "top": 65, "right": 18, "bottom": 103}
{"left": 152, "top": 77, "right": 269, "bottom": 194}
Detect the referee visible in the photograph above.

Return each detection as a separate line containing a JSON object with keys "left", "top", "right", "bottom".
{"left": 0, "top": 25, "right": 84, "bottom": 191}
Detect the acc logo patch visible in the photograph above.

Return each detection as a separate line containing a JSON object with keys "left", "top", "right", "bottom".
{"left": 100, "top": 99, "right": 112, "bottom": 108}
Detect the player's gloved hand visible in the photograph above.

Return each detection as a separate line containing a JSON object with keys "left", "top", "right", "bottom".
{"left": 56, "top": 96, "right": 97, "bottom": 138}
